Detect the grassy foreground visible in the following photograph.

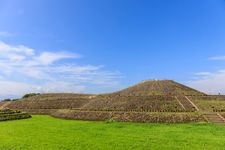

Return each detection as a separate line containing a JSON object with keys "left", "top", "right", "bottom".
{"left": 0, "top": 116, "right": 225, "bottom": 150}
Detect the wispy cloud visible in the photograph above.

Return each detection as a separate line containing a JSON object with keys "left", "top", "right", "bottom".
{"left": 0, "top": 41, "right": 122, "bottom": 99}
{"left": 0, "top": 31, "right": 14, "bottom": 37}
{"left": 209, "top": 56, "right": 225, "bottom": 61}
{"left": 188, "top": 55, "right": 225, "bottom": 94}
{"left": 187, "top": 70, "right": 225, "bottom": 94}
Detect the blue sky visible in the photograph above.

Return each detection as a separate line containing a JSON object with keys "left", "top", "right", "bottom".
{"left": 0, "top": 0, "right": 225, "bottom": 98}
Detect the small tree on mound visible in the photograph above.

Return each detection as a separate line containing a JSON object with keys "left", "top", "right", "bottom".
{"left": 22, "top": 93, "right": 40, "bottom": 99}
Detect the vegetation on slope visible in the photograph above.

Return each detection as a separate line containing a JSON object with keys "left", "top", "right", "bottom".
{"left": 22, "top": 93, "right": 40, "bottom": 99}
{"left": 52, "top": 110, "right": 203, "bottom": 123}
{"left": 6, "top": 95, "right": 196, "bottom": 113}
{"left": 82, "top": 95, "right": 184, "bottom": 112}
{"left": 0, "top": 109, "right": 31, "bottom": 121}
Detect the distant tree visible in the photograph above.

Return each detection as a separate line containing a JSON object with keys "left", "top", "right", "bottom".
{"left": 22, "top": 93, "right": 40, "bottom": 99}
{"left": 12, "top": 99, "right": 19, "bottom": 101}
{"left": 2, "top": 99, "right": 11, "bottom": 102}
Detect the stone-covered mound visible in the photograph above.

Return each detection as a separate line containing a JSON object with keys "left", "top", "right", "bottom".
{"left": 113, "top": 80, "right": 205, "bottom": 96}
{"left": 0, "top": 109, "right": 31, "bottom": 121}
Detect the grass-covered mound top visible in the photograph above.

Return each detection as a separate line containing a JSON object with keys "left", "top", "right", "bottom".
{"left": 113, "top": 80, "right": 205, "bottom": 96}
{"left": 0, "top": 108, "right": 31, "bottom": 121}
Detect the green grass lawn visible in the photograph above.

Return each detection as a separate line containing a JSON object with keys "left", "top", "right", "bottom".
{"left": 0, "top": 116, "right": 225, "bottom": 150}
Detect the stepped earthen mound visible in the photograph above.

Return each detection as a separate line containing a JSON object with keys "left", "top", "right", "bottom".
{"left": 4, "top": 80, "right": 204, "bottom": 113}
{"left": 0, "top": 80, "right": 211, "bottom": 123}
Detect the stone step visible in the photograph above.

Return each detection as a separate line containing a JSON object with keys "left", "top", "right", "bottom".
{"left": 175, "top": 96, "right": 196, "bottom": 111}
{"left": 204, "top": 113, "right": 225, "bottom": 124}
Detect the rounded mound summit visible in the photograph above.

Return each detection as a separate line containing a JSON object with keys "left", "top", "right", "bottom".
{"left": 114, "top": 80, "right": 205, "bottom": 96}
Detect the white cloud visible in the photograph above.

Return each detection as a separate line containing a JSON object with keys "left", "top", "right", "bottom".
{"left": 187, "top": 70, "right": 225, "bottom": 94}
{"left": 0, "top": 81, "right": 37, "bottom": 98}
{"left": 0, "top": 80, "right": 86, "bottom": 99}
{"left": 39, "top": 81, "right": 86, "bottom": 93}
{"left": 35, "top": 52, "right": 80, "bottom": 65}
{"left": 0, "top": 41, "right": 122, "bottom": 99}
{"left": 0, "top": 41, "right": 34, "bottom": 56}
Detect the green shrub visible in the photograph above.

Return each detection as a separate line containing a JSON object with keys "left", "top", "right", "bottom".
{"left": 22, "top": 93, "right": 40, "bottom": 99}
{"left": 0, "top": 109, "right": 31, "bottom": 121}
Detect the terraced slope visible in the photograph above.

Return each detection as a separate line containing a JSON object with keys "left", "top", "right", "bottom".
{"left": 82, "top": 95, "right": 184, "bottom": 112}
{"left": 0, "top": 109, "right": 31, "bottom": 121}
{"left": 0, "top": 101, "right": 11, "bottom": 109}
{"left": 203, "top": 113, "right": 225, "bottom": 124}
{"left": 113, "top": 80, "right": 205, "bottom": 96}
{"left": 6, "top": 93, "right": 94, "bottom": 114}
{"left": 6, "top": 95, "right": 185, "bottom": 112}
{"left": 189, "top": 96, "right": 225, "bottom": 112}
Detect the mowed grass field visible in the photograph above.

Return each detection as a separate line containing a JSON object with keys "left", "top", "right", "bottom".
{"left": 0, "top": 116, "right": 225, "bottom": 150}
